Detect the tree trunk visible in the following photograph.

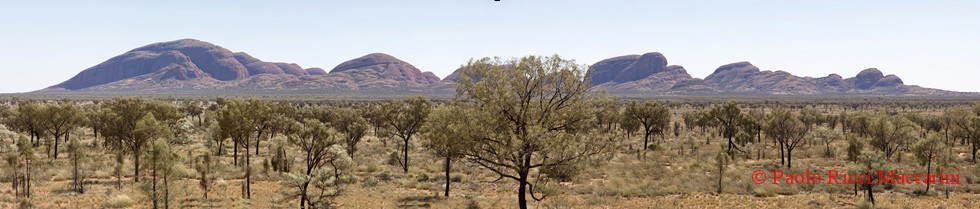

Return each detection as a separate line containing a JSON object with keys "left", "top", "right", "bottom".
{"left": 234, "top": 141, "right": 239, "bottom": 166}
{"left": 332, "top": 161, "right": 341, "bottom": 185}
{"left": 26, "top": 159, "right": 31, "bottom": 198}
{"left": 348, "top": 144, "right": 356, "bottom": 160}
{"left": 787, "top": 148, "right": 793, "bottom": 169}
{"left": 204, "top": 180, "right": 209, "bottom": 201}
{"left": 134, "top": 148, "right": 141, "bottom": 182}
{"left": 445, "top": 156, "right": 451, "bottom": 197}
{"left": 245, "top": 145, "right": 251, "bottom": 199}
{"left": 116, "top": 151, "right": 123, "bottom": 189}
{"left": 727, "top": 135, "right": 734, "bottom": 156}
{"left": 717, "top": 167, "right": 724, "bottom": 194}
{"left": 164, "top": 171, "right": 170, "bottom": 209}
{"left": 940, "top": 162, "right": 949, "bottom": 199}
{"left": 54, "top": 135, "right": 60, "bottom": 159}
{"left": 518, "top": 175, "right": 528, "bottom": 209}
{"left": 756, "top": 128, "right": 761, "bottom": 143}
{"left": 402, "top": 138, "right": 410, "bottom": 173}
{"left": 255, "top": 129, "right": 264, "bottom": 155}
{"left": 867, "top": 184, "right": 875, "bottom": 206}
{"left": 301, "top": 165, "right": 313, "bottom": 209}
{"left": 779, "top": 141, "right": 786, "bottom": 166}
{"left": 925, "top": 158, "right": 932, "bottom": 195}
{"left": 152, "top": 158, "right": 158, "bottom": 209}
{"left": 706, "top": 131, "right": 711, "bottom": 145}
{"left": 643, "top": 131, "right": 650, "bottom": 150}
{"left": 972, "top": 141, "right": 977, "bottom": 163}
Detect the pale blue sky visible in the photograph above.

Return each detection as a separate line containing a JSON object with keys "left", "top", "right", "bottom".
{"left": 1, "top": 1, "right": 978, "bottom": 93}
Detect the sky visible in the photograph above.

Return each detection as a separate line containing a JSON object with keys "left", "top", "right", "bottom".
{"left": 1, "top": 0, "right": 978, "bottom": 93}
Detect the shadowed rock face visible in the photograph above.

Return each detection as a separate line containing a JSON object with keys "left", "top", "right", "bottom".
{"left": 305, "top": 67, "right": 328, "bottom": 75}
{"left": 585, "top": 55, "right": 641, "bottom": 85}
{"left": 612, "top": 52, "right": 669, "bottom": 83}
{"left": 235, "top": 52, "right": 309, "bottom": 76}
{"left": 703, "top": 62, "right": 763, "bottom": 90}
{"left": 588, "top": 53, "right": 711, "bottom": 93}
{"left": 235, "top": 52, "right": 285, "bottom": 75}
{"left": 876, "top": 75, "right": 904, "bottom": 87}
{"left": 330, "top": 53, "right": 440, "bottom": 85}
{"left": 584, "top": 52, "right": 671, "bottom": 85}
{"left": 854, "top": 68, "right": 885, "bottom": 89}
{"left": 276, "top": 63, "right": 308, "bottom": 76}
{"left": 442, "top": 67, "right": 464, "bottom": 82}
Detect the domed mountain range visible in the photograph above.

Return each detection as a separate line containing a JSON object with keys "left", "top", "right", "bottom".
{"left": 41, "top": 39, "right": 967, "bottom": 96}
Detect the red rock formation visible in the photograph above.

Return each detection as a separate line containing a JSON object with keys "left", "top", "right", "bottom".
{"left": 330, "top": 53, "right": 440, "bottom": 85}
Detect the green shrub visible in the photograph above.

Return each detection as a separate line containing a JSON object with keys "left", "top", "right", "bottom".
{"left": 387, "top": 151, "right": 401, "bottom": 166}
{"left": 541, "top": 163, "right": 581, "bottom": 182}
{"left": 363, "top": 176, "right": 379, "bottom": 187}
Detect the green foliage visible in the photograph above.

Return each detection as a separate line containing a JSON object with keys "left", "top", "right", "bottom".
{"left": 715, "top": 151, "right": 730, "bottom": 194}
{"left": 141, "top": 137, "right": 177, "bottom": 209}
{"left": 134, "top": 113, "right": 170, "bottom": 145}
{"left": 765, "top": 108, "right": 809, "bottom": 168}
{"left": 848, "top": 150, "right": 888, "bottom": 206}
{"left": 38, "top": 102, "right": 83, "bottom": 159}
{"left": 799, "top": 108, "right": 822, "bottom": 129}
{"left": 868, "top": 114, "right": 919, "bottom": 159}
{"left": 420, "top": 103, "right": 483, "bottom": 195}
{"left": 330, "top": 107, "right": 369, "bottom": 159}
{"left": 594, "top": 96, "right": 619, "bottom": 133}
{"left": 5, "top": 135, "right": 32, "bottom": 198}
{"left": 811, "top": 126, "right": 843, "bottom": 157}
{"left": 286, "top": 119, "right": 349, "bottom": 208}
{"left": 420, "top": 104, "right": 480, "bottom": 160}
{"left": 195, "top": 150, "right": 217, "bottom": 200}
{"left": 270, "top": 137, "right": 291, "bottom": 173}
{"left": 624, "top": 101, "right": 670, "bottom": 149}
{"left": 456, "top": 55, "right": 615, "bottom": 209}
{"left": 912, "top": 134, "right": 948, "bottom": 194}
{"left": 846, "top": 135, "right": 864, "bottom": 162}
{"left": 673, "top": 121, "right": 681, "bottom": 138}
{"left": 381, "top": 96, "right": 432, "bottom": 173}
{"left": 67, "top": 136, "right": 87, "bottom": 193}
{"left": 540, "top": 162, "right": 581, "bottom": 182}
{"left": 709, "top": 101, "right": 743, "bottom": 155}
{"left": 619, "top": 111, "right": 641, "bottom": 138}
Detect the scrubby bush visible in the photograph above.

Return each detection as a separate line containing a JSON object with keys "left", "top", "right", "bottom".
{"left": 541, "top": 163, "right": 581, "bottom": 182}
{"left": 363, "top": 176, "right": 379, "bottom": 187}
{"left": 105, "top": 195, "right": 134, "bottom": 208}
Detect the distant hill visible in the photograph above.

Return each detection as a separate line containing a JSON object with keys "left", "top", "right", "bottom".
{"left": 582, "top": 52, "right": 964, "bottom": 96}
{"left": 44, "top": 39, "right": 448, "bottom": 93}
{"left": 41, "top": 39, "right": 973, "bottom": 97}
